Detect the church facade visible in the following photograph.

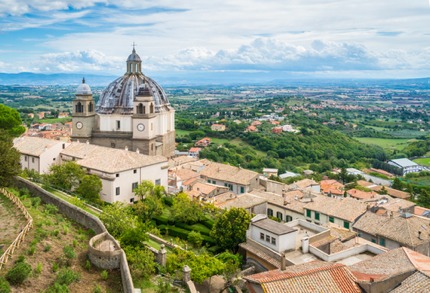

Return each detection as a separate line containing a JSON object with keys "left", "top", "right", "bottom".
{"left": 71, "top": 48, "right": 175, "bottom": 157}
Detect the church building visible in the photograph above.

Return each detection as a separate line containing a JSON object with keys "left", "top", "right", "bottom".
{"left": 71, "top": 47, "right": 175, "bottom": 157}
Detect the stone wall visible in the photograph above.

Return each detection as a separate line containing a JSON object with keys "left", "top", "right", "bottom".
{"left": 15, "top": 177, "right": 135, "bottom": 293}
{"left": 88, "top": 232, "right": 122, "bottom": 270}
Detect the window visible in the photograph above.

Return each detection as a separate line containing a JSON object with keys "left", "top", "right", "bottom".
{"left": 329, "top": 216, "right": 334, "bottom": 223}
{"left": 32, "top": 157, "right": 35, "bottom": 163}
{"left": 379, "top": 238, "right": 386, "bottom": 247}
{"left": 137, "top": 103, "right": 144, "bottom": 114}
{"left": 371, "top": 238, "right": 376, "bottom": 243}
{"left": 271, "top": 237, "right": 276, "bottom": 245}
{"left": 208, "top": 180, "right": 211, "bottom": 183}
{"left": 266, "top": 235, "right": 270, "bottom": 242}
{"left": 276, "top": 212, "right": 283, "bottom": 221}
{"left": 260, "top": 233, "right": 264, "bottom": 240}
{"left": 116, "top": 187, "right": 120, "bottom": 196}
{"left": 116, "top": 174, "right": 120, "bottom": 178}
{"left": 315, "top": 212, "right": 320, "bottom": 221}
{"left": 130, "top": 198, "right": 134, "bottom": 203}
{"left": 25, "top": 156, "right": 27, "bottom": 162}
{"left": 75, "top": 102, "right": 83, "bottom": 113}
{"left": 155, "top": 179, "right": 161, "bottom": 186}
{"left": 116, "top": 120, "right": 120, "bottom": 130}
{"left": 240, "top": 186, "right": 245, "bottom": 194}
{"left": 133, "top": 169, "right": 137, "bottom": 174}
{"left": 286, "top": 215, "right": 293, "bottom": 222}
{"left": 132, "top": 182, "right": 138, "bottom": 191}
{"left": 306, "top": 209, "right": 311, "bottom": 218}
{"left": 343, "top": 221, "right": 350, "bottom": 229}
{"left": 267, "top": 209, "right": 273, "bottom": 217}
{"left": 88, "top": 102, "right": 93, "bottom": 112}
{"left": 62, "top": 143, "right": 65, "bottom": 149}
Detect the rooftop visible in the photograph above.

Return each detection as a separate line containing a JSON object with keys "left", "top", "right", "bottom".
{"left": 305, "top": 196, "right": 368, "bottom": 223}
{"left": 14, "top": 136, "right": 66, "bottom": 156}
{"left": 245, "top": 261, "right": 362, "bottom": 293}
{"left": 61, "top": 142, "right": 167, "bottom": 173}
{"left": 252, "top": 216, "right": 297, "bottom": 235}
{"left": 389, "top": 158, "right": 419, "bottom": 168}
{"left": 200, "top": 161, "right": 259, "bottom": 185}
{"left": 215, "top": 192, "right": 267, "bottom": 210}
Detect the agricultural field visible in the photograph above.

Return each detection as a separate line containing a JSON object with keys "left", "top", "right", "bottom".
{"left": 353, "top": 137, "right": 412, "bottom": 151}
{"left": 413, "top": 157, "right": 430, "bottom": 167}
{"left": 404, "top": 176, "right": 430, "bottom": 187}
{"left": 0, "top": 189, "right": 122, "bottom": 293}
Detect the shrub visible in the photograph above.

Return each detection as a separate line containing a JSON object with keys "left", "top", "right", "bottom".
{"left": 46, "top": 282, "right": 69, "bottom": 293}
{"left": 85, "top": 260, "right": 92, "bottom": 271}
{"left": 187, "top": 231, "right": 203, "bottom": 247}
{"left": 52, "top": 262, "right": 59, "bottom": 272}
{"left": 34, "top": 262, "right": 43, "bottom": 275}
{"left": 45, "top": 204, "right": 58, "bottom": 214}
{"left": 0, "top": 277, "right": 11, "bottom": 293}
{"left": 6, "top": 261, "right": 31, "bottom": 285}
{"left": 93, "top": 284, "right": 103, "bottom": 293}
{"left": 63, "top": 246, "right": 76, "bottom": 259}
{"left": 44, "top": 244, "right": 52, "bottom": 252}
{"left": 55, "top": 269, "right": 80, "bottom": 286}
{"left": 100, "top": 270, "right": 108, "bottom": 280}
{"left": 30, "top": 197, "right": 41, "bottom": 207}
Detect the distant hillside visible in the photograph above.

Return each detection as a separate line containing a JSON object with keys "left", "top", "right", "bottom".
{"left": 0, "top": 72, "right": 116, "bottom": 86}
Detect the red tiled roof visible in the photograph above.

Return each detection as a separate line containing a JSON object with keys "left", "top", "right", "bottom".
{"left": 245, "top": 262, "right": 361, "bottom": 293}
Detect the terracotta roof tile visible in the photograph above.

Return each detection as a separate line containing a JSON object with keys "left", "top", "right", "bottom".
{"left": 390, "top": 271, "right": 430, "bottom": 293}
{"left": 200, "top": 162, "right": 258, "bottom": 185}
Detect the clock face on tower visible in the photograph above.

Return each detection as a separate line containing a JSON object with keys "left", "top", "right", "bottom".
{"left": 137, "top": 123, "right": 145, "bottom": 132}
{"left": 76, "top": 121, "right": 83, "bottom": 129}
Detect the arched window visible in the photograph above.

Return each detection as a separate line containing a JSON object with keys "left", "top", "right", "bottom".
{"left": 137, "top": 103, "right": 144, "bottom": 114}
{"left": 75, "top": 102, "right": 83, "bottom": 113}
{"left": 88, "top": 102, "right": 93, "bottom": 113}
{"left": 150, "top": 103, "right": 154, "bottom": 113}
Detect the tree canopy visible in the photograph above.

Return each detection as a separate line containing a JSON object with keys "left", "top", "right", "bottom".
{"left": 0, "top": 104, "right": 25, "bottom": 137}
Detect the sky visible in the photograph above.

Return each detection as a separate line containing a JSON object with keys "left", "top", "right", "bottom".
{"left": 0, "top": 0, "right": 430, "bottom": 81}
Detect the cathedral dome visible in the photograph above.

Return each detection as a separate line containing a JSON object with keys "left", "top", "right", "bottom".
{"left": 96, "top": 48, "right": 170, "bottom": 115}
{"left": 76, "top": 78, "right": 92, "bottom": 95}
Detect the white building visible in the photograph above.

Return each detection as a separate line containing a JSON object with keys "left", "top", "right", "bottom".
{"left": 14, "top": 136, "right": 69, "bottom": 174}
{"left": 388, "top": 158, "right": 427, "bottom": 175}
{"left": 60, "top": 142, "right": 168, "bottom": 204}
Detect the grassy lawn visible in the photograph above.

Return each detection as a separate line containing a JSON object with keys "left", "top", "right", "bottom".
{"left": 414, "top": 157, "right": 430, "bottom": 167}
{"left": 405, "top": 176, "right": 430, "bottom": 186}
{"left": 175, "top": 129, "right": 192, "bottom": 136}
{"left": 39, "top": 117, "right": 72, "bottom": 124}
{"left": 354, "top": 137, "right": 411, "bottom": 151}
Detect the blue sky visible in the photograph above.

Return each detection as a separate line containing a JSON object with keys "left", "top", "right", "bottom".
{"left": 0, "top": 0, "right": 429, "bottom": 79}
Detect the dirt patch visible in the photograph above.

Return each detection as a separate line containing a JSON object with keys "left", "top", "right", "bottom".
{"left": 0, "top": 194, "right": 27, "bottom": 248}
{"left": 0, "top": 190, "right": 123, "bottom": 292}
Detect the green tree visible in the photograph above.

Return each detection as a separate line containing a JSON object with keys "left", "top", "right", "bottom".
{"left": 132, "top": 180, "right": 165, "bottom": 221}
{"left": 0, "top": 133, "right": 21, "bottom": 186}
{"left": 99, "top": 202, "right": 138, "bottom": 238}
{"left": 171, "top": 192, "right": 205, "bottom": 224}
{"left": 210, "top": 208, "right": 251, "bottom": 252}
{"left": 75, "top": 174, "right": 102, "bottom": 203}
{"left": 120, "top": 223, "right": 149, "bottom": 247}
{"left": 0, "top": 104, "right": 25, "bottom": 137}
{"left": 392, "top": 177, "right": 403, "bottom": 190}
{"left": 47, "top": 161, "right": 85, "bottom": 191}
{"left": 124, "top": 247, "right": 156, "bottom": 280}
{"left": 187, "top": 231, "right": 203, "bottom": 247}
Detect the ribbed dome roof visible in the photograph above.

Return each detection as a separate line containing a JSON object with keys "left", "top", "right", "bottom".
{"left": 76, "top": 78, "right": 92, "bottom": 95}
{"left": 96, "top": 49, "right": 170, "bottom": 114}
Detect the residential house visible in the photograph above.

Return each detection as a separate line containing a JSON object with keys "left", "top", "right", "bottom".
{"left": 60, "top": 142, "right": 168, "bottom": 204}
{"left": 271, "top": 127, "right": 282, "bottom": 134}
{"left": 200, "top": 162, "right": 259, "bottom": 194}
{"left": 187, "top": 181, "right": 228, "bottom": 200}
{"left": 195, "top": 137, "right": 211, "bottom": 147}
{"left": 320, "top": 179, "right": 344, "bottom": 198}
{"left": 14, "top": 136, "right": 69, "bottom": 174}
{"left": 352, "top": 211, "right": 430, "bottom": 256}
{"left": 347, "top": 189, "right": 379, "bottom": 200}
{"left": 167, "top": 167, "right": 199, "bottom": 192}
{"left": 245, "top": 125, "right": 257, "bottom": 132}
{"left": 214, "top": 192, "right": 267, "bottom": 215}
{"left": 304, "top": 196, "right": 369, "bottom": 230}
{"left": 188, "top": 147, "right": 201, "bottom": 158}
{"left": 262, "top": 168, "right": 278, "bottom": 178}
{"left": 210, "top": 124, "right": 226, "bottom": 131}
{"left": 244, "top": 261, "right": 362, "bottom": 293}
{"left": 348, "top": 247, "right": 430, "bottom": 293}
{"left": 388, "top": 158, "right": 427, "bottom": 175}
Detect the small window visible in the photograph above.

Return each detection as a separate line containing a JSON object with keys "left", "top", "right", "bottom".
{"left": 25, "top": 156, "right": 27, "bottom": 161}
{"left": 212, "top": 180, "right": 216, "bottom": 184}
{"left": 286, "top": 215, "right": 292, "bottom": 222}
{"left": 53, "top": 158, "right": 56, "bottom": 161}
{"left": 379, "top": 238, "right": 386, "bottom": 247}
{"left": 132, "top": 182, "right": 138, "bottom": 191}
{"left": 266, "top": 235, "right": 270, "bottom": 242}
{"left": 116, "top": 120, "right": 120, "bottom": 130}
{"left": 62, "top": 143, "right": 65, "bottom": 149}
{"left": 344, "top": 221, "right": 350, "bottom": 229}
{"left": 133, "top": 169, "right": 137, "bottom": 174}
{"left": 240, "top": 186, "right": 245, "bottom": 194}
{"left": 116, "top": 187, "right": 120, "bottom": 196}
{"left": 267, "top": 209, "right": 273, "bottom": 217}
{"left": 329, "top": 216, "right": 334, "bottom": 223}
{"left": 271, "top": 237, "right": 276, "bottom": 245}
{"left": 306, "top": 209, "right": 311, "bottom": 218}
{"left": 155, "top": 179, "right": 161, "bottom": 186}
{"left": 116, "top": 174, "right": 120, "bottom": 178}
{"left": 371, "top": 238, "right": 376, "bottom": 243}
{"left": 32, "top": 157, "right": 35, "bottom": 163}
{"left": 276, "top": 212, "right": 283, "bottom": 221}
{"left": 315, "top": 212, "right": 320, "bottom": 221}
{"left": 130, "top": 198, "right": 134, "bottom": 203}
{"left": 260, "top": 233, "right": 264, "bottom": 240}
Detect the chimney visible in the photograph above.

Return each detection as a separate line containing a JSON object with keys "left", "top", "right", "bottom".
{"left": 280, "top": 252, "right": 286, "bottom": 271}
{"left": 125, "top": 145, "right": 128, "bottom": 151}
{"left": 302, "top": 236, "right": 310, "bottom": 253}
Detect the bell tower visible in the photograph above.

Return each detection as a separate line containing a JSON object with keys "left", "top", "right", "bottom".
{"left": 71, "top": 78, "right": 96, "bottom": 142}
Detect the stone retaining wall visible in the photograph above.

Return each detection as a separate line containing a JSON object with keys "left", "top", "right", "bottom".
{"left": 88, "top": 232, "right": 122, "bottom": 269}
{"left": 15, "top": 177, "right": 135, "bottom": 293}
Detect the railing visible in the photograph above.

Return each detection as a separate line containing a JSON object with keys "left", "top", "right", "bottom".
{"left": 0, "top": 188, "right": 33, "bottom": 270}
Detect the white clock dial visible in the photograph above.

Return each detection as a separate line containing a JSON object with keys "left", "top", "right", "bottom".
{"left": 137, "top": 123, "right": 145, "bottom": 131}
{"left": 76, "top": 121, "right": 83, "bottom": 129}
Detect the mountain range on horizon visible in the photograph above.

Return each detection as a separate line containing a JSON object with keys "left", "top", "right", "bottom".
{"left": 0, "top": 72, "right": 429, "bottom": 88}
